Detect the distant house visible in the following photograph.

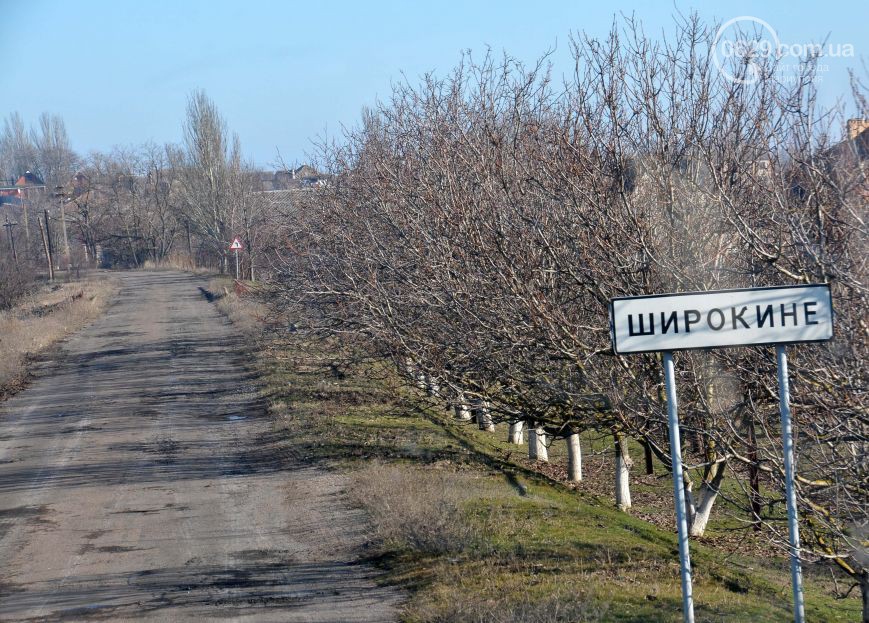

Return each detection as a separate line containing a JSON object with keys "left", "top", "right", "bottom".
{"left": 829, "top": 118, "right": 869, "bottom": 161}
{"left": 251, "top": 166, "right": 330, "bottom": 191}
{"left": 288, "top": 165, "right": 327, "bottom": 187}
{"left": 291, "top": 165, "right": 316, "bottom": 179}
{"left": 274, "top": 170, "right": 294, "bottom": 188}
{"left": 813, "top": 117, "right": 869, "bottom": 200}
{"left": 0, "top": 170, "right": 46, "bottom": 206}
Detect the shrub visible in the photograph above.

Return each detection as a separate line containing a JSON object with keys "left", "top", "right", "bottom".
{"left": 0, "top": 256, "right": 35, "bottom": 310}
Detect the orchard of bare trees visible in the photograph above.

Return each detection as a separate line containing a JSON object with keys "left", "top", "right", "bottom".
{"left": 271, "top": 16, "right": 868, "bottom": 615}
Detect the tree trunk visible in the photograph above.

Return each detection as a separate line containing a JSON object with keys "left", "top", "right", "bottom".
{"left": 245, "top": 231, "right": 255, "bottom": 281}
{"left": 476, "top": 401, "right": 495, "bottom": 432}
{"left": 59, "top": 199, "right": 70, "bottom": 264}
{"left": 682, "top": 473, "right": 699, "bottom": 521}
{"left": 642, "top": 440, "right": 654, "bottom": 475}
{"left": 415, "top": 370, "right": 427, "bottom": 391}
{"left": 425, "top": 374, "right": 440, "bottom": 398}
{"left": 690, "top": 428, "right": 702, "bottom": 455}
{"left": 567, "top": 433, "right": 582, "bottom": 482}
{"left": 747, "top": 413, "right": 762, "bottom": 531}
{"left": 508, "top": 420, "right": 524, "bottom": 444}
{"left": 83, "top": 207, "right": 96, "bottom": 265}
{"left": 185, "top": 221, "right": 194, "bottom": 267}
{"left": 454, "top": 395, "right": 472, "bottom": 421}
{"left": 529, "top": 424, "right": 548, "bottom": 462}
{"left": 688, "top": 461, "right": 726, "bottom": 537}
{"left": 22, "top": 200, "right": 31, "bottom": 258}
{"left": 615, "top": 432, "right": 632, "bottom": 511}
{"left": 122, "top": 219, "right": 139, "bottom": 268}
{"left": 860, "top": 570, "right": 868, "bottom": 623}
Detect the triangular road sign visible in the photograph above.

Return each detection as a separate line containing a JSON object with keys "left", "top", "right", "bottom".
{"left": 229, "top": 238, "right": 243, "bottom": 250}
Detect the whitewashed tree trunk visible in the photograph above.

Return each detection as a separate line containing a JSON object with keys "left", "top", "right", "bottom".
{"left": 683, "top": 479, "right": 697, "bottom": 530}
{"left": 614, "top": 433, "right": 632, "bottom": 511}
{"left": 425, "top": 374, "right": 440, "bottom": 397}
{"left": 476, "top": 400, "right": 495, "bottom": 432}
{"left": 508, "top": 420, "right": 524, "bottom": 444}
{"left": 529, "top": 424, "right": 548, "bottom": 462}
{"left": 566, "top": 433, "right": 582, "bottom": 482}
{"left": 453, "top": 392, "right": 472, "bottom": 421}
{"left": 688, "top": 461, "right": 726, "bottom": 537}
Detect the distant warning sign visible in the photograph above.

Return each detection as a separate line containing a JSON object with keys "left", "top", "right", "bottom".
{"left": 229, "top": 238, "right": 243, "bottom": 250}
{"left": 610, "top": 284, "right": 832, "bottom": 354}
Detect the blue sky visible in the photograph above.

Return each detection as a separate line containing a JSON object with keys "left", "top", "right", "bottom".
{"left": 1, "top": 1, "right": 866, "bottom": 167}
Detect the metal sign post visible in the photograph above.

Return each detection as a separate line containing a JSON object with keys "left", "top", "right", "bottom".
{"left": 663, "top": 351, "right": 695, "bottom": 623}
{"left": 610, "top": 284, "right": 832, "bottom": 623}
{"left": 776, "top": 345, "right": 805, "bottom": 623}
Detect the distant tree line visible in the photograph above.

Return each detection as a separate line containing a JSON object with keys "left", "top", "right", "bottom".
{"left": 0, "top": 90, "right": 294, "bottom": 306}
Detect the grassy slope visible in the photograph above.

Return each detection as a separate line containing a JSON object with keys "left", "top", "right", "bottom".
{"left": 205, "top": 277, "right": 858, "bottom": 622}
{"left": 0, "top": 274, "right": 118, "bottom": 397}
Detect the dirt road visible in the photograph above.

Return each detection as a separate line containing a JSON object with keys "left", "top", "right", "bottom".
{"left": 0, "top": 272, "right": 401, "bottom": 622}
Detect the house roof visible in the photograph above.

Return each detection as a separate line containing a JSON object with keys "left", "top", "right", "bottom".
{"left": 293, "top": 165, "right": 318, "bottom": 178}
{"left": 826, "top": 126, "right": 869, "bottom": 164}
{"left": 249, "top": 189, "right": 297, "bottom": 206}
{"left": 16, "top": 171, "right": 45, "bottom": 187}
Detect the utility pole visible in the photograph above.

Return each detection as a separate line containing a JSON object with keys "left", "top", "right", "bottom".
{"left": 3, "top": 215, "right": 18, "bottom": 262}
{"left": 38, "top": 213, "right": 53, "bottom": 281}
{"left": 43, "top": 209, "right": 56, "bottom": 270}
{"left": 54, "top": 186, "right": 70, "bottom": 264}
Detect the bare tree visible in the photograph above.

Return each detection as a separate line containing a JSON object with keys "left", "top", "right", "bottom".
{"left": 175, "top": 90, "right": 238, "bottom": 273}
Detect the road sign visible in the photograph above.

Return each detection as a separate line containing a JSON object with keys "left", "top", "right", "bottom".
{"left": 229, "top": 238, "right": 243, "bottom": 279}
{"left": 609, "top": 284, "right": 832, "bottom": 355}
{"left": 609, "top": 283, "right": 833, "bottom": 623}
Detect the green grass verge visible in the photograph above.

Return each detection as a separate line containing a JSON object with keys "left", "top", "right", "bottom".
{"left": 257, "top": 334, "right": 859, "bottom": 622}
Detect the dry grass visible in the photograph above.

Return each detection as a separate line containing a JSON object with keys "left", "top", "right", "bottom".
{"left": 350, "top": 463, "right": 610, "bottom": 622}
{"left": 206, "top": 276, "right": 270, "bottom": 335}
{"left": 0, "top": 275, "right": 119, "bottom": 395}
{"left": 418, "top": 584, "right": 609, "bottom": 623}
{"left": 351, "top": 462, "right": 497, "bottom": 555}
{"left": 141, "top": 254, "right": 213, "bottom": 274}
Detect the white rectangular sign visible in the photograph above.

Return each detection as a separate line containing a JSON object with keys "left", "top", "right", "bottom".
{"left": 610, "top": 284, "right": 833, "bottom": 354}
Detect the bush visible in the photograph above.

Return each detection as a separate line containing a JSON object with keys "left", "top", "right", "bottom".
{"left": 0, "top": 256, "right": 35, "bottom": 310}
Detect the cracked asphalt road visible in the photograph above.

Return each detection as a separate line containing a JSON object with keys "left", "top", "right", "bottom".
{"left": 0, "top": 271, "right": 401, "bottom": 622}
